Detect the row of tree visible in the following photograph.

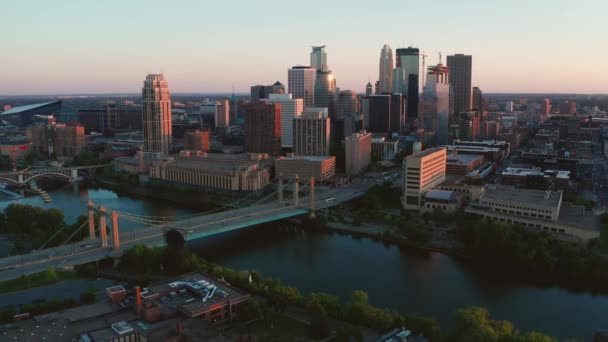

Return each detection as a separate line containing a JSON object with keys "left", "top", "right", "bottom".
{"left": 117, "top": 244, "right": 557, "bottom": 341}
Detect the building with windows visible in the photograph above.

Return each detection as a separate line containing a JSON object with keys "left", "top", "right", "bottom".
{"left": 244, "top": 102, "right": 281, "bottom": 156}
{"left": 314, "top": 70, "right": 337, "bottom": 118}
{"left": 465, "top": 185, "right": 599, "bottom": 242}
{"left": 367, "top": 94, "right": 405, "bottom": 136}
{"left": 447, "top": 54, "right": 472, "bottom": 114}
{"left": 336, "top": 90, "right": 359, "bottom": 119}
{"left": 142, "top": 74, "right": 172, "bottom": 158}
{"left": 275, "top": 155, "right": 336, "bottom": 182}
{"left": 458, "top": 111, "right": 480, "bottom": 141}
{"left": 402, "top": 147, "right": 447, "bottom": 209}
{"left": 263, "top": 94, "right": 303, "bottom": 149}
{"left": 293, "top": 108, "right": 330, "bottom": 156}
{"left": 78, "top": 103, "right": 142, "bottom": 132}
{"left": 422, "top": 63, "right": 451, "bottom": 145}
{"left": 378, "top": 44, "right": 393, "bottom": 94}
{"left": 27, "top": 123, "right": 85, "bottom": 159}
{"left": 250, "top": 82, "right": 285, "bottom": 104}
{"left": 149, "top": 152, "right": 271, "bottom": 191}
{"left": 288, "top": 66, "right": 316, "bottom": 108}
{"left": 395, "top": 47, "right": 420, "bottom": 120}
{"left": 344, "top": 131, "right": 372, "bottom": 176}
{"left": 184, "top": 129, "right": 210, "bottom": 152}
{"left": 310, "top": 45, "right": 328, "bottom": 72}
{"left": 446, "top": 153, "right": 484, "bottom": 175}
{"left": 371, "top": 136, "right": 399, "bottom": 161}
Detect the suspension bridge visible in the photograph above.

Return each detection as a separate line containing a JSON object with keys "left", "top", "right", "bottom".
{"left": 0, "top": 176, "right": 370, "bottom": 281}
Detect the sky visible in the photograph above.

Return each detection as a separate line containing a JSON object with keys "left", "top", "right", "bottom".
{"left": 1, "top": 0, "right": 607, "bottom": 95}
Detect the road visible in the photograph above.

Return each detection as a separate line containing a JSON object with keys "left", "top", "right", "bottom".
{"left": 0, "top": 183, "right": 370, "bottom": 281}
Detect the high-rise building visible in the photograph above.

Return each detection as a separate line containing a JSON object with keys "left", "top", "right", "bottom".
{"left": 310, "top": 46, "right": 328, "bottom": 72}
{"left": 184, "top": 129, "right": 210, "bottom": 152}
{"left": 263, "top": 93, "right": 303, "bottom": 149}
{"left": 367, "top": 94, "right": 405, "bottom": 136}
{"left": 458, "top": 111, "right": 480, "bottom": 141}
{"left": 559, "top": 101, "right": 576, "bottom": 114}
{"left": 199, "top": 99, "right": 229, "bottom": 130}
{"left": 293, "top": 108, "right": 330, "bottom": 156}
{"left": 395, "top": 47, "right": 420, "bottom": 120}
{"left": 215, "top": 100, "right": 230, "bottom": 128}
{"left": 378, "top": 45, "right": 394, "bottom": 94}
{"left": 142, "top": 74, "right": 172, "bottom": 158}
{"left": 78, "top": 102, "right": 142, "bottom": 133}
{"left": 288, "top": 66, "right": 316, "bottom": 108}
{"left": 365, "top": 82, "right": 373, "bottom": 97}
{"left": 447, "top": 54, "right": 472, "bottom": 114}
{"left": 336, "top": 90, "right": 359, "bottom": 119}
{"left": 344, "top": 131, "right": 372, "bottom": 176}
{"left": 541, "top": 99, "right": 551, "bottom": 117}
{"left": 422, "top": 63, "right": 451, "bottom": 146}
{"left": 402, "top": 147, "right": 447, "bottom": 209}
{"left": 472, "top": 87, "right": 483, "bottom": 112}
{"left": 244, "top": 103, "right": 281, "bottom": 156}
{"left": 250, "top": 82, "right": 285, "bottom": 104}
{"left": 314, "top": 70, "right": 337, "bottom": 118}
{"left": 27, "top": 123, "right": 85, "bottom": 159}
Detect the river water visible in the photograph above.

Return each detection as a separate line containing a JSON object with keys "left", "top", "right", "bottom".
{"left": 1, "top": 185, "right": 607, "bottom": 340}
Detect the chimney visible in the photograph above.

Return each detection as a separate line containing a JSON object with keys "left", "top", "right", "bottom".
{"left": 135, "top": 286, "right": 142, "bottom": 314}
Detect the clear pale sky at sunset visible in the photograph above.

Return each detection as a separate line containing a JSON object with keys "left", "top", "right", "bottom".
{"left": 1, "top": 0, "right": 606, "bottom": 95}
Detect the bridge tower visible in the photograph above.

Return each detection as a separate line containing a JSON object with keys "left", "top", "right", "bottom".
{"left": 293, "top": 175, "right": 299, "bottom": 206}
{"left": 309, "top": 176, "right": 315, "bottom": 218}
{"left": 111, "top": 211, "right": 120, "bottom": 251}
{"left": 87, "top": 200, "right": 96, "bottom": 239}
{"left": 99, "top": 207, "right": 108, "bottom": 248}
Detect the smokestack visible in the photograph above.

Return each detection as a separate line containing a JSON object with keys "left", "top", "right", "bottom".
{"left": 135, "top": 286, "right": 142, "bottom": 314}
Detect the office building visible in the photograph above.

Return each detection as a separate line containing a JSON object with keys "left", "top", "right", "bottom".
{"left": 378, "top": 44, "right": 393, "bottom": 94}
{"left": 367, "top": 94, "right": 405, "bottom": 136}
{"left": 402, "top": 147, "right": 447, "bottom": 209}
{"left": 447, "top": 54, "right": 472, "bottom": 114}
{"left": 466, "top": 185, "right": 599, "bottom": 242}
{"left": 314, "top": 70, "right": 337, "bottom": 118}
{"left": 344, "top": 131, "right": 372, "bottom": 176}
{"left": 446, "top": 153, "right": 484, "bottom": 175}
{"left": 142, "top": 74, "right": 172, "bottom": 158}
{"left": 422, "top": 63, "right": 451, "bottom": 145}
{"left": 0, "top": 101, "right": 62, "bottom": 127}
{"left": 184, "top": 129, "right": 210, "bottom": 152}
{"left": 472, "top": 87, "right": 483, "bottom": 112}
{"left": 275, "top": 155, "right": 336, "bottom": 182}
{"left": 149, "top": 152, "right": 271, "bottom": 191}
{"left": 262, "top": 93, "right": 303, "bottom": 149}
{"left": 365, "top": 82, "right": 373, "bottom": 96}
{"left": 288, "top": 66, "right": 316, "bottom": 108}
{"left": 215, "top": 100, "right": 230, "bottom": 128}
{"left": 336, "top": 90, "right": 359, "bottom": 119}
{"left": 78, "top": 103, "right": 142, "bottom": 132}
{"left": 458, "top": 111, "right": 480, "bottom": 141}
{"left": 243, "top": 102, "right": 281, "bottom": 156}
{"left": 372, "top": 136, "right": 399, "bottom": 161}
{"left": 27, "top": 123, "right": 85, "bottom": 159}
{"left": 559, "top": 101, "right": 576, "bottom": 114}
{"left": 395, "top": 47, "right": 420, "bottom": 120}
{"left": 541, "top": 99, "right": 551, "bottom": 116}
{"left": 250, "top": 82, "right": 285, "bottom": 104}
{"left": 293, "top": 108, "right": 330, "bottom": 156}
{"left": 310, "top": 45, "right": 328, "bottom": 72}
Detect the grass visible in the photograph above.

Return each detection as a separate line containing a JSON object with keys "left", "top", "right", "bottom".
{"left": 247, "top": 311, "right": 310, "bottom": 340}
{"left": 0, "top": 270, "right": 77, "bottom": 294}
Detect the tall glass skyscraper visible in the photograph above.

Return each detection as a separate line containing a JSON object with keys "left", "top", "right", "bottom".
{"left": 447, "top": 54, "right": 472, "bottom": 114}
{"left": 314, "top": 70, "right": 337, "bottom": 118}
{"left": 378, "top": 45, "right": 393, "bottom": 94}
{"left": 310, "top": 46, "right": 328, "bottom": 72}
{"left": 142, "top": 74, "right": 172, "bottom": 158}
{"left": 422, "top": 64, "right": 451, "bottom": 145}
{"left": 395, "top": 47, "right": 420, "bottom": 121}
{"left": 288, "top": 66, "right": 316, "bottom": 108}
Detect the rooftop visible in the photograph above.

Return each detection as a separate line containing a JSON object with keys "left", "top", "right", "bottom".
{"left": 1, "top": 101, "right": 61, "bottom": 115}
{"left": 481, "top": 185, "right": 562, "bottom": 208}
{"left": 446, "top": 153, "right": 483, "bottom": 165}
{"left": 410, "top": 147, "right": 446, "bottom": 158}
{"left": 425, "top": 189, "right": 456, "bottom": 202}
{"left": 558, "top": 202, "right": 599, "bottom": 231}
{"left": 278, "top": 155, "right": 336, "bottom": 162}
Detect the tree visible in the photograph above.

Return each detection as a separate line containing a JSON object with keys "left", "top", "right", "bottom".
{"left": 240, "top": 297, "right": 263, "bottom": 321}
{"left": 80, "top": 289, "right": 96, "bottom": 304}
{"left": 0, "top": 307, "right": 15, "bottom": 323}
{"left": 41, "top": 268, "right": 58, "bottom": 283}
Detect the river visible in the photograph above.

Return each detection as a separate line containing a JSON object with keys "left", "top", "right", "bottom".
{"left": 2, "top": 184, "right": 607, "bottom": 340}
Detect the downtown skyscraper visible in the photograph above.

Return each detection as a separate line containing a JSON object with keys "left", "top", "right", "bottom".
{"left": 142, "top": 74, "right": 172, "bottom": 158}
{"left": 310, "top": 46, "right": 328, "bottom": 72}
{"left": 378, "top": 44, "right": 393, "bottom": 94}
{"left": 447, "top": 54, "right": 473, "bottom": 115}
{"left": 422, "top": 63, "right": 451, "bottom": 145}
{"left": 395, "top": 47, "right": 420, "bottom": 122}
{"left": 288, "top": 66, "right": 316, "bottom": 108}
{"left": 314, "top": 70, "right": 337, "bottom": 118}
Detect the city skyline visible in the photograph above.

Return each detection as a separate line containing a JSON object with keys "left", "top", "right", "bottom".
{"left": 1, "top": 0, "right": 607, "bottom": 95}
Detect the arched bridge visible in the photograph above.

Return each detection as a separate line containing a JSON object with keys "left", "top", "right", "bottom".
{"left": 0, "top": 164, "right": 108, "bottom": 185}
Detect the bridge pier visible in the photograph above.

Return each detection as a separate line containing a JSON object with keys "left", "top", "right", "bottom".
{"left": 70, "top": 168, "right": 78, "bottom": 182}
{"left": 293, "top": 175, "right": 299, "bottom": 206}
{"left": 111, "top": 211, "right": 120, "bottom": 251}
{"left": 87, "top": 201, "right": 96, "bottom": 239}
{"left": 17, "top": 174, "right": 24, "bottom": 185}
{"left": 99, "top": 207, "right": 108, "bottom": 248}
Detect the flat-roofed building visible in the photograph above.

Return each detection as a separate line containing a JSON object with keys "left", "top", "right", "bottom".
{"left": 149, "top": 152, "right": 271, "bottom": 191}
{"left": 443, "top": 145, "right": 502, "bottom": 162}
{"left": 344, "top": 131, "right": 372, "bottom": 176}
{"left": 453, "top": 139, "right": 510, "bottom": 157}
{"left": 371, "top": 136, "right": 399, "bottom": 161}
{"left": 501, "top": 167, "right": 571, "bottom": 190}
{"left": 446, "top": 153, "right": 484, "bottom": 175}
{"left": 466, "top": 184, "right": 599, "bottom": 242}
{"left": 184, "top": 129, "right": 210, "bottom": 152}
{"left": 423, "top": 189, "right": 458, "bottom": 212}
{"left": 402, "top": 147, "right": 447, "bottom": 209}
{"left": 275, "top": 155, "right": 336, "bottom": 182}
{"left": 293, "top": 108, "right": 330, "bottom": 156}
{"left": 78, "top": 103, "right": 143, "bottom": 132}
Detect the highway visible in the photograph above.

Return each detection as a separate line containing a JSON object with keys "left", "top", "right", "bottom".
{"left": 0, "top": 183, "right": 369, "bottom": 281}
